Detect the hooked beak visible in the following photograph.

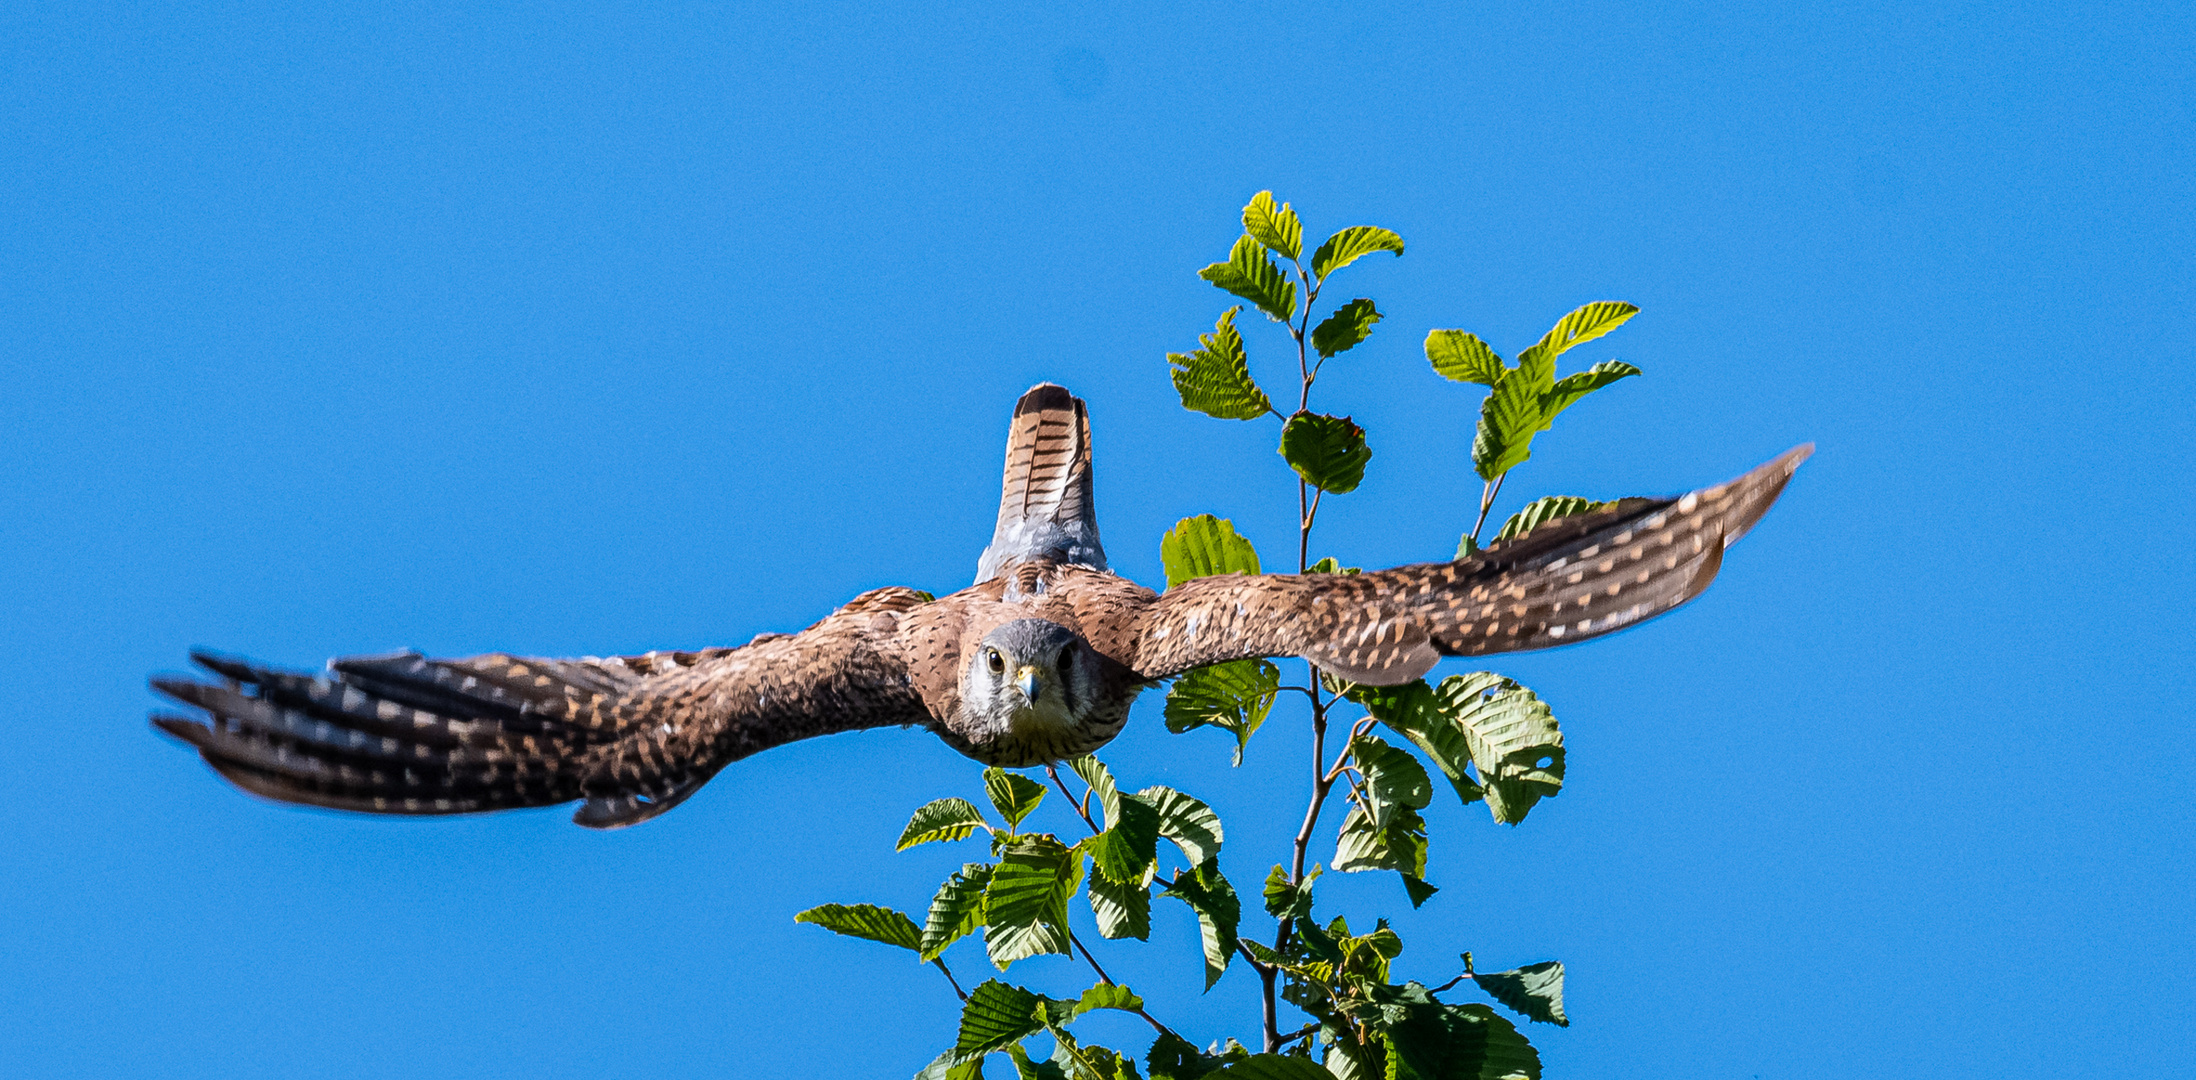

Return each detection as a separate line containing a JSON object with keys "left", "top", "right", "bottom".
{"left": 1014, "top": 665, "right": 1042, "bottom": 702}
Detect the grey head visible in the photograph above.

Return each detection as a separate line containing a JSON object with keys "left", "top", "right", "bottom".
{"left": 954, "top": 618, "right": 1110, "bottom": 765}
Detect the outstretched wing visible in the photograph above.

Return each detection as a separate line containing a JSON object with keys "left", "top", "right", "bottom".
{"left": 1128, "top": 446, "right": 1812, "bottom": 684}
{"left": 152, "top": 587, "right": 937, "bottom": 828}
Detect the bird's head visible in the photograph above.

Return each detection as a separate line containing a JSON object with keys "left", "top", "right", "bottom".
{"left": 960, "top": 618, "right": 1103, "bottom": 759}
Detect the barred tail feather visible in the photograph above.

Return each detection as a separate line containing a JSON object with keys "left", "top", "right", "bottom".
{"left": 976, "top": 383, "right": 1107, "bottom": 581}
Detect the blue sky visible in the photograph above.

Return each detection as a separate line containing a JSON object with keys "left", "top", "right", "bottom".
{"left": 3, "top": 2, "right": 2190, "bottom": 1077}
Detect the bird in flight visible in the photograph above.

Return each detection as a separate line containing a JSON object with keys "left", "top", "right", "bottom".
{"left": 153, "top": 385, "right": 1810, "bottom": 828}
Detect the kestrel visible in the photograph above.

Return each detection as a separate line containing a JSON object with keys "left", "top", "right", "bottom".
{"left": 153, "top": 385, "right": 1810, "bottom": 828}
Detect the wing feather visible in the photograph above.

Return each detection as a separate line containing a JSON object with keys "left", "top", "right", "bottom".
{"left": 1128, "top": 446, "right": 1812, "bottom": 684}
{"left": 152, "top": 586, "right": 938, "bottom": 828}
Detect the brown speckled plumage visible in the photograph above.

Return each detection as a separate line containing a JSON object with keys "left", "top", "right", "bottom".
{"left": 153, "top": 384, "right": 1808, "bottom": 828}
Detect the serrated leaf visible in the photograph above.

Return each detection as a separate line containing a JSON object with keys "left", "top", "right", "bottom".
{"left": 1428, "top": 673, "right": 1564, "bottom": 825}
{"left": 1205, "top": 1056, "right": 1333, "bottom": 1079}
{"left": 1310, "top": 225, "right": 1405, "bottom": 280}
{"left": 1163, "top": 659, "right": 1280, "bottom": 766}
{"left": 1160, "top": 514, "right": 1262, "bottom": 588}
{"left": 1473, "top": 961, "right": 1567, "bottom": 1027}
{"left": 1351, "top": 681, "right": 1484, "bottom": 807}
{"left": 1046, "top": 1029, "right": 1141, "bottom": 1080}
{"left": 1518, "top": 301, "right": 1637, "bottom": 369}
{"left": 900, "top": 797, "right": 992, "bottom": 851}
{"left": 1333, "top": 803, "right": 1427, "bottom": 879}
{"left": 956, "top": 980, "right": 1049, "bottom": 1060}
{"left": 1537, "top": 360, "right": 1640, "bottom": 430}
{"left": 984, "top": 768, "right": 1047, "bottom": 828}
{"left": 1159, "top": 857, "right": 1240, "bottom": 990}
{"left": 1242, "top": 191, "right": 1302, "bottom": 261}
{"left": 1294, "top": 915, "right": 1344, "bottom": 963}
{"left": 1137, "top": 786, "right": 1224, "bottom": 865}
{"left": 1351, "top": 735, "right": 1433, "bottom": 827}
{"left": 1305, "top": 557, "right": 1360, "bottom": 576}
{"left": 1279, "top": 412, "right": 1372, "bottom": 495}
{"left": 1490, "top": 497, "right": 1616, "bottom": 543}
{"left": 1088, "top": 869, "right": 1151, "bottom": 940}
{"left": 1453, "top": 534, "right": 1479, "bottom": 560}
{"left": 1072, "top": 757, "right": 1161, "bottom": 884}
{"left": 1261, "top": 863, "right": 1318, "bottom": 920}
{"left": 1201, "top": 235, "right": 1298, "bottom": 322}
{"left": 1425, "top": 330, "right": 1505, "bottom": 386}
{"left": 985, "top": 836, "right": 1082, "bottom": 968}
{"left": 1075, "top": 983, "right": 1146, "bottom": 1017}
{"left": 917, "top": 1048, "right": 989, "bottom": 1080}
{"left": 1145, "top": 1032, "right": 1216, "bottom": 1080}
{"left": 1312, "top": 299, "right": 1382, "bottom": 359}
{"left": 1387, "top": 1001, "right": 1542, "bottom": 1080}
{"left": 1402, "top": 875, "right": 1439, "bottom": 908}
{"left": 1471, "top": 368, "right": 1543, "bottom": 482}
{"left": 1168, "top": 308, "right": 1275, "bottom": 421}
{"left": 923, "top": 862, "right": 996, "bottom": 960}
{"left": 1008, "top": 1044, "right": 1070, "bottom": 1080}
{"left": 795, "top": 903, "right": 923, "bottom": 952}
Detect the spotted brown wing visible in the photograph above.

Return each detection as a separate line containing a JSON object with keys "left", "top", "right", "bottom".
{"left": 152, "top": 586, "right": 938, "bottom": 828}
{"left": 1128, "top": 446, "right": 1812, "bottom": 685}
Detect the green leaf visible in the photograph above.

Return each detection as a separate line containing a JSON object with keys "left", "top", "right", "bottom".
{"left": 1008, "top": 1045, "right": 1070, "bottom": 1080}
{"left": 985, "top": 768, "right": 1047, "bottom": 828}
{"left": 1279, "top": 412, "right": 1372, "bottom": 495}
{"left": 1087, "top": 865, "right": 1152, "bottom": 940}
{"left": 955, "top": 980, "right": 1049, "bottom": 1060}
{"left": 1261, "top": 863, "right": 1318, "bottom": 920}
{"left": 1428, "top": 673, "right": 1565, "bottom": 825}
{"left": 1333, "top": 803, "right": 1427, "bottom": 880}
{"left": 1160, "top": 515, "right": 1262, "bottom": 588}
{"left": 1310, "top": 225, "right": 1405, "bottom": 280}
{"left": 1168, "top": 308, "right": 1275, "bottom": 421}
{"left": 1515, "top": 301, "right": 1638, "bottom": 374}
{"left": 794, "top": 903, "right": 923, "bottom": 952}
{"left": 1137, "top": 786, "right": 1224, "bottom": 865}
{"left": 1425, "top": 330, "right": 1505, "bottom": 386}
{"left": 1159, "top": 857, "right": 1240, "bottom": 990}
{"left": 916, "top": 1048, "right": 989, "bottom": 1080}
{"left": 1383, "top": 1001, "right": 1541, "bottom": 1080}
{"left": 1537, "top": 360, "right": 1640, "bottom": 430}
{"left": 1402, "top": 876, "right": 1439, "bottom": 908}
{"left": 1490, "top": 497, "right": 1617, "bottom": 544}
{"left": 900, "top": 797, "right": 992, "bottom": 851}
{"left": 985, "top": 836, "right": 1082, "bottom": 968}
{"left": 1473, "top": 961, "right": 1568, "bottom": 1027}
{"left": 1071, "top": 757, "right": 1161, "bottom": 885}
{"left": 1145, "top": 1032, "right": 1218, "bottom": 1080}
{"left": 1205, "top": 1056, "right": 1332, "bottom": 1079}
{"left": 1351, "top": 735, "right": 1433, "bottom": 827}
{"left": 923, "top": 862, "right": 996, "bottom": 960}
{"left": 1163, "top": 659, "right": 1280, "bottom": 766}
{"left": 1305, "top": 557, "right": 1359, "bottom": 576}
{"left": 1453, "top": 534, "right": 1478, "bottom": 561}
{"left": 1351, "top": 681, "right": 1484, "bottom": 807}
{"left": 1311, "top": 299, "right": 1382, "bottom": 359}
{"left": 1470, "top": 367, "right": 1543, "bottom": 482}
{"left": 1242, "top": 191, "right": 1302, "bottom": 261}
{"left": 1075, "top": 983, "right": 1146, "bottom": 1017}
{"left": 1201, "top": 234, "right": 1298, "bottom": 322}
{"left": 1045, "top": 1029, "right": 1141, "bottom": 1080}
{"left": 1294, "top": 915, "right": 1343, "bottom": 963}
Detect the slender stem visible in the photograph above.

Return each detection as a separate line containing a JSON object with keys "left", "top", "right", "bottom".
{"left": 932, "top": 959, "right": 969, "bottom": 1001}
{"left": 1468, "top": 473, "right": 1509, "bottom": 547}
{"left": 1046, "top": 763, "right": 1101, "bottom": 834}
{"left": 1070, "top": 930, "right": 1116, "bottom": 985}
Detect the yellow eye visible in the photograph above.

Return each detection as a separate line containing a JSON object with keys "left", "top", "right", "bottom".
{"left": 985, "top": 649, "right": 1005, "bottom": 674}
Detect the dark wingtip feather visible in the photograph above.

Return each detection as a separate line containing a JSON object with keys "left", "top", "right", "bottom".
{"left": 188, "top": 648, "right": 264, "bottom": 683}
{"left": 151, "top": 714, "right": 212, "bottom": 747}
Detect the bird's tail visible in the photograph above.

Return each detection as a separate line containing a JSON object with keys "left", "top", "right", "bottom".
{"left": 975, "top": 383, "right": 1107, "bottom": 582}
